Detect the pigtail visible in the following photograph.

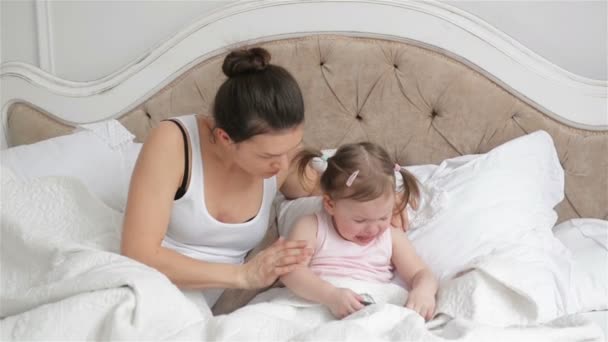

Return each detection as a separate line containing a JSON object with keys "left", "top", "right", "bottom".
{"left": 295, "top": 148, "right": 323, "bottom": 193}
{"left": 396, "top": 168, "right": 420, "bottom": 213}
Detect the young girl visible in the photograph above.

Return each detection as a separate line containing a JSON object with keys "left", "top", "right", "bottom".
{"left": 281, "top": 142, "right": 438, "bottom": 320}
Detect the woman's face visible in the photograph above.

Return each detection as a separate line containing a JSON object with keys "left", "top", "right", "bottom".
{"left": 233, "top": 125, "right": 304, "bottom": 178}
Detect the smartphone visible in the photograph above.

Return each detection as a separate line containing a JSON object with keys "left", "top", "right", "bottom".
{"left": 359, "top": 293, "right": 375, "bottom": 306}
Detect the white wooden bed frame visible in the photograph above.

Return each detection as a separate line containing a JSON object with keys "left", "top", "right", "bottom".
{"left": 1, "top": 0, "right": 606, "bottom": 150}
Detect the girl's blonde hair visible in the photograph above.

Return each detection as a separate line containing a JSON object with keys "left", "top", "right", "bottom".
{"left": 297, "top": 142, "right": 419, "bottom": 213}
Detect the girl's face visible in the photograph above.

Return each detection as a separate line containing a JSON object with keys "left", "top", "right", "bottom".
{"left": 231, "top": 125, "right": 304, "bottom": 178}
{"left": 323, "top": 192, "right": 395, "bottom": 246}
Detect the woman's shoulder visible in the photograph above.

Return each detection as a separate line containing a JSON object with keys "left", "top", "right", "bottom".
{"left": 145, "top": 121, "right": 186, "bottom": 153}
{"left": 145, "top": 114, "right": 205, "bottom": 149}
{"left": 134, "top": 121, "right": 186, "bottom": 179}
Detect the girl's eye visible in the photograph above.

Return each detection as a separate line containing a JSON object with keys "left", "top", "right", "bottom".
{"left": 354, "top": 219, "right": 365, "bottom": 224}
{"left": 381, "top": 217, "right": 389, "bottom": 221}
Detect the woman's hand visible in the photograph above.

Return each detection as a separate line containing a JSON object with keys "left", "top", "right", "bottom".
{"left": 240, "top": 237, "right": 312, "bottom": 289}
{"left": 405, "top": 287, "right": 436, "bottom": 321}
{"left": 324, "top": 287, "right": 365, "bottom": 319}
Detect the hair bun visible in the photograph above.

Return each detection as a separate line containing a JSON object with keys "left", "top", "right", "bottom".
{"left": 222, "top": 47, "right": 271, "bottom": 77}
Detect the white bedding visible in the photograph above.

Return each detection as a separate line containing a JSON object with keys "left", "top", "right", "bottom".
{"left": 0, "top": 171, "right": 208, "bottom": 340}
{"left": 0, "top": 167, "right": 605, "bottom": 341}
{"left": 582, "top": 311, "right": 608, "bottom": 339}
{"left": 206, "top": 275, "right": 602, "bottom": 342}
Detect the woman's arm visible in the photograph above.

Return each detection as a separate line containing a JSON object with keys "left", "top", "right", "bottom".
{"left": 281, "top": 215, "right": 365, "bottom": 318}
{"left": 391, "top": 227, "right": 438, "bottom": 320}
{"left": 121, "top": 122, "right": 242, "bottom": 288}
{"left": 121, "top": 122, "right": 310, "bottom": 290}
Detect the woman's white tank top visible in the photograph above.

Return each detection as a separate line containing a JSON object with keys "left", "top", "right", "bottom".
{"left": 161, "top": 115, "right": 276, "bottom": 268}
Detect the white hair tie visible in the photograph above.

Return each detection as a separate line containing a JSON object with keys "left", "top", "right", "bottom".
{"left": 310, "top": 156, "right": 328, "bottom": 173}
{"left": 394, "top": 166, "right": 405, "bottom": 193}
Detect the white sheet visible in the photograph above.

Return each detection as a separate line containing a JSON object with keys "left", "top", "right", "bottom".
{"left": 581, "top": 311, "right": 608, "bottom": 340}
{"left": 0, "top": 171, "right": 208, "bottom": 340}
{"left": 554, "top": 218, "right": 608, "bottom": 312}
{"left": 1, "top": 168, "right": 604, "bottom": 341}
{"left": 206, "top": 275, "right": 603, "bottom": 341}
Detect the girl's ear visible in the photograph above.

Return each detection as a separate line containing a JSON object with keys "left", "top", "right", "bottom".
{"left": 322, "top": 194, "right": 336, "bottom": 215}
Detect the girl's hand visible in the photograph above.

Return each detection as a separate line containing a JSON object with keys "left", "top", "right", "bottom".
{"left": 240, "top": 237, "right": 312, "bottom": 289}
{"left": 325, "top": 288, "right": 365, "bottom": 319}
{"left": 405, "top": 287, "right": 436, "bottom": 321}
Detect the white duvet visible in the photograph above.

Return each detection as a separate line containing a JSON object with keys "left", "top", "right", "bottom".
{"left": 206, "top": 260, "right": 603, "bottom": 342}
{"left": 0, "top": 168, "right": 604, "bottom": 341}
{"left": 0, "top": 170, "right": 208, "bottom": 340}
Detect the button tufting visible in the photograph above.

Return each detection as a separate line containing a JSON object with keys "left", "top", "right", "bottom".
{"left": 393, "top": 64, "right": 398, "bottom": 69}
{"left": 355, "top": 114, "right": 363, "bottom": 121}
{"left": 145, "top": 112, "right": 152, "bottom": 119}
{"left": 430, "top": 109, "right": 439, "bottom": 118}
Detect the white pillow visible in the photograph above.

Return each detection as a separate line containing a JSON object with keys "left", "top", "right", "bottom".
{"left": 553, "top": 218, "right": 608, "bottom": 311}
{"left": 278, "top": 131, "right": 564, "bottom": 282}
{"left": 0, "top": 119, "right": 141, "bottom": 212}
{"left": 404, "top": 131, "right": 565, "bottom": 280}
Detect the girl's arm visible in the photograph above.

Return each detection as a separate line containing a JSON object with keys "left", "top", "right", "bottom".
{"left": 281, "top": 215, "right": 365, "bottom": 318}
{"left": 280, "top": 215, "right": 332, "bottom": 302}
{"left": 391, "top": 227, "right": 438, "bottom": 320}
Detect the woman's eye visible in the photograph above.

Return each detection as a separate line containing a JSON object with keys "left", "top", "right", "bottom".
{"left": 354, "top": 219, "right": 365, "bottom": 223}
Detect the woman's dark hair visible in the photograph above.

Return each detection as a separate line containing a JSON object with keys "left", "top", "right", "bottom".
{"left": 212, "top": 47, "right": 304, "bottom": 143}
{"left": 296, "top": 142, "right": 420, "bottom": 214}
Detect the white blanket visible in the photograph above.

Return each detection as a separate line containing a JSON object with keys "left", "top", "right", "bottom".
{"left": 1, "top": 169, "right": 604, "bottom": 341}
{"left": 206, "top": 260, "right": 604, "bottom": 341}
{"left": 0, "top": 171, "right": 208, "bottom": 340}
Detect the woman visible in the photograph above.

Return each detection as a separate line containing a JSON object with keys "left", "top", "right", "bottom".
{"left": 121, "top": 47, "right": 317, "bottom": 307}
{"left": 121, "top": 47, "right": 411, "bottom": 308}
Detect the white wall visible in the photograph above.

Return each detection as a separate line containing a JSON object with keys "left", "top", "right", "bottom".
{"left": 1, "top": 0, "right": 38, "bottom": 66}
{"left": 445, "top": 0, "right": 607, "bottom": 81}
{"left": 1, "top": 0, "right": 606, "bottom": 81}
{"left": 1, "top": 0, "right": 234, "bottom": 81}
{"left": 49, "top": 1, "right": 234, "bottom": 81}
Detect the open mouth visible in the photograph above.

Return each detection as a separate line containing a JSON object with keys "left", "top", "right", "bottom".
{"left": 356, "top": 235, "right": 374, "bottom": 244}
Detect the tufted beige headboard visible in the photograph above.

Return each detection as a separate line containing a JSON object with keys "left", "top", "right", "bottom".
{"left": 6, "top": 35, "right": 607, "bottom": 223}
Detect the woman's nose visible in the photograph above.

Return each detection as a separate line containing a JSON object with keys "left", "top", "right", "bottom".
{"left": 274, "top": 154, "right": 289, "bottom": 171}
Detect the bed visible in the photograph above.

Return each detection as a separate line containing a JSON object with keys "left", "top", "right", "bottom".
{"left": 1, "top": 1, "right": 606, "bottom": 340}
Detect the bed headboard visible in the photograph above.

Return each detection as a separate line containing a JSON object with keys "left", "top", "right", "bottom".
{"left": 2, "top": 0, "right": 607, "bottom": 223}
